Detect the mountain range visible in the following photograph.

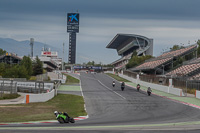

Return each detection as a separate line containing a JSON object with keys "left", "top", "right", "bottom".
{"left": 0, "top": 38, "right": 62, "bottom": 58}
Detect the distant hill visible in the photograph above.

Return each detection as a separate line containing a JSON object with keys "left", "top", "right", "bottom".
{"left": 0, "top": 38, "right": 62, "bottom": 57}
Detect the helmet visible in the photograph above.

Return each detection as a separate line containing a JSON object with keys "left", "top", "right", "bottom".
{"left": 54, "top": 111, "right": 58, "bottom": 114}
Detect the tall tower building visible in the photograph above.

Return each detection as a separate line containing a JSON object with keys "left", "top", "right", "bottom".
{"left": 67, "top": 13, "right": 79, "bottom": 64}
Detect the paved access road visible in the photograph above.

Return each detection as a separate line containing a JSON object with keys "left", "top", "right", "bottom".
{"left": 1, "top": 72, "right": 200, "bottom": 133}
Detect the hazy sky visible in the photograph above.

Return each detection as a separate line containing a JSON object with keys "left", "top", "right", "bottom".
{"left": 1, "top": 0, "right": 200, "bottom": 64}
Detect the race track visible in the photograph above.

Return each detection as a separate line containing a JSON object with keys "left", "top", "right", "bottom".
{"left": 1, "top": 72, "right": 200, "bottom": 133}
{"left": 78, "top": 73, "right": 200, "bottom": 125}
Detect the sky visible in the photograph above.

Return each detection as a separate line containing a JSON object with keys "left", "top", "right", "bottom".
{"left": 0, "top": 0, "right": 200, "bottom": 64}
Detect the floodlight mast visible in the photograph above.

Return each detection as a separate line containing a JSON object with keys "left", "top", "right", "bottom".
{"left": 62, "top": 43, "right": 64, "bottom": 71}
{"left": 30, "top": 38, "right": 34, "bottom": 58}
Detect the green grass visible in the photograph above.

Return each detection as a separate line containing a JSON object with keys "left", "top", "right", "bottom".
{"left": 63, "top": 74, "right": 79, "bottom": 85}
{"left": 106, "top": 73, "right": 130, "bottom": 82}
{"left": 0, "top": 93, "right": 20, "bottom": 100}
{"left": 0, "top": 94, "right": 87, "bottom": 123}
{"left": 59, "top": 85, "right": 81, "bottom": 91}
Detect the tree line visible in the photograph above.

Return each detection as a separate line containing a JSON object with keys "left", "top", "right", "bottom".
{"left": 0, "top": 49, "right": 43, "bottom": 79}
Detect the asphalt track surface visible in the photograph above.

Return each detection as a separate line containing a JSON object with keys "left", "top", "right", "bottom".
{"left": 1, "top": 72, "right": 200, "bottom": 133}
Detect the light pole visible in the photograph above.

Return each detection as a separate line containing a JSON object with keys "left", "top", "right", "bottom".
{"left": 62, "top": 43, "right": 64, "bottom": 71}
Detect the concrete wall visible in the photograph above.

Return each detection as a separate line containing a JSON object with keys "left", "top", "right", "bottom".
{"left": 26, "top": 89, "right": 55, "bottom": 103}
{"left": 196, "top": 90, "right": 200, "bottom": 99}
{"left": 17, "top": 82, "right": 54, "bottom": 91}
{"left": 118, "top": 73, "right": 185, "bottom": 96}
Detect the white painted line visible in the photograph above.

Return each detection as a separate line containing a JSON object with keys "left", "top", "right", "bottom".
{"left": 98, "top": 80, "right": 126, "bottom": 100}
{"left": 80, "top": 75, "right": 89, "bottom": 118}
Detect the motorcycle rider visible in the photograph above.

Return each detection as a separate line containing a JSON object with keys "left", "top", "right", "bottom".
{"left": 54, "top": 111, "right": 59, "bottom": 116}
{"left": 121, "top": 82, "right": 125, "bottom": 91}
{"left": 147, "top": 87, "right": 152, "bottom": 95}
{"left": 112, "top": 81, "right": 115, "bottom": 87}
{"left": 137, "top": 84, "right": 140, "bottom": 91}
{"left": 62, "top": 112, "right": 70, "bottom": 119}
{"left": 54, "top": 111, "right": 70, "bottom": 119}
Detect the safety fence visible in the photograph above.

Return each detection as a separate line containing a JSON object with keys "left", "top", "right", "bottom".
{"left": 0, "top": 80, "right": 17, "bottom": 97}
{"left": 0, "top": 80, "right": 56, "bottom": 94}
{"left": 123, "top": 70, "right": 200, "bottom": 95}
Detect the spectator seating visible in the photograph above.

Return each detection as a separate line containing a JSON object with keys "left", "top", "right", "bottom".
{"left": 131, "top": 45, "right": 197, "bottom": 72}
{"left": 166, "top": 63, "right": 200, "bottom": 76}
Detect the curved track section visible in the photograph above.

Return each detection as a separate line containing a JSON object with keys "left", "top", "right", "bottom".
{"left": 79, "top": 73, "right": 200, "bottom": 126}
{"left": 1, "top": 72, "right": 200, "bottom": 132}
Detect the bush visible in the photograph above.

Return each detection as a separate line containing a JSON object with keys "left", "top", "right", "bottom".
{"left": 187, "top": 88, "right": 196, "bottom": 95}
{"left": 126, "top": 55, "right": 153, "bottom": 69}
{"left": 29, "top": 76, "right": 37, "bottom": 81}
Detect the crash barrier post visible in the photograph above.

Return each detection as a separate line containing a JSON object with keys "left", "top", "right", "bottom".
{"left": 26, "top": 95, "right": 29, "bottom": 104}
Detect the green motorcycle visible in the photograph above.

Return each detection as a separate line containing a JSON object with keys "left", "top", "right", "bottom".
{"left": 54, "top": 111, "right": 75, "bottom": 124}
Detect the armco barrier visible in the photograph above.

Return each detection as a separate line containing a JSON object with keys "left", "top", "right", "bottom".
{"left": 25, "top": 89, "right": 55, "bottom": 103}
{"left": 118, "top": 73, "right": 185, "bottom": 96}
{"left": 196, "top": 90, "right": 200, "bottom": 99}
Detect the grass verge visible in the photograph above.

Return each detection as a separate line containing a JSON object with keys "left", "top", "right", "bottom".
{"left": 106, "top": 73, "right": 130, "bottom": 82}
{"left": 0, "top": 93, "right": 20, "bottom": 100}
{"left": 63, "top": 74, "right": 79, "bottom": 85}
{"left": 0, "top": 94, "right": 87, "bottom": 123}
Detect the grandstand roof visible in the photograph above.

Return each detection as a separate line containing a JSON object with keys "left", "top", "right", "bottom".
{"left": 0, "top": 53, "right": 22, "bottom": 64}
{"left": 130, "top": 44, "right": 197, "bottom": 72}
{"left": 157, "top": 45, "right": 197, "bottom": 59}
{"left": 166, "top": 63, "right": 200, "bottom": 77}
{"left": 131, "top": 57, "right": 173, "bottom": 71}
{"left": 106, "top": 33, "right": 150, "bottom": 49}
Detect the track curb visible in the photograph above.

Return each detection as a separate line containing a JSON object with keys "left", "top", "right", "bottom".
{"left": 0, "top": 115, "right": 88, "bottom": 125}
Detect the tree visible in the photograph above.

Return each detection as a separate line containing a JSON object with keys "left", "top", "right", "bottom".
{"left": 87, "top": 61, "right": 95, "bottom": 66}
{"left": 0, "top": 48, "right": 6, "bottom": 56}
{"left": 2, "top": 65, "right": 28, "bottom": 78}
{"left": 197, "top": 40, "right": 200, "bottom": 57}
{"left": 131, "top": 50, "right": 137, "bottom": 57}
{"left": 20, "top": 56, "right": 32, "bottom": 78}
{"left": 0, "top": 63, "right": 5, "bottom": 76}
{"left": 126, "top": 55, "right": 153, "bottom": 69}
{"left": 17, "top": 65, "right": 28, "bottom": 78}
{"left": 32, "top": 56, "right": 43, "bottom": 76}
{"left": 170, "top": 45, "right": 184, "bottom": 51}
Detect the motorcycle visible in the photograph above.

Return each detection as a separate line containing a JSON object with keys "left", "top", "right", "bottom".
{"left": 147, "top": 87, "right": 152, "bottom": 96}
{"left": 54, "top": 111, "right": 75, "bottom": 124}
{"left": 137, "top": 84, "right": 140, "bottom": 91}
{"left": 112, "top": 82, "right": 115, "bottom": 87}
{"left": 121, "top": 86, "right": 125, "bottom": 91}
{"left": 121, "top": 82, "right": 125, "bottom": 91}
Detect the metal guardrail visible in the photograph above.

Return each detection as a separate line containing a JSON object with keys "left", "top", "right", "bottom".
{"left": 0, "top": 80, "right": 54, "bottom": 94}
{"left": 0, "top": 81, "right": 17, "bottom": 97}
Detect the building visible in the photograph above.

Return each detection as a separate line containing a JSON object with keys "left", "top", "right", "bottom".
{"left": 0, "top": 53, "right": 22, "bottom": 64}
{"left": 106, "top": 33, "right": 153, "bottom": 71}
{"left": 39, "top": 47, "right": 61, "bottom": 71}
{"left": 130, "top": 45, "right": 197, "bottom": 75}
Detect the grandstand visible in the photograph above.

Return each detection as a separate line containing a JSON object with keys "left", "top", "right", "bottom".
{"left": 130, "top": 45, "right": 197, "bottom": 75}
{"left": 106, "top": 34, "right": 153, "bottom": 71}
{"left": 0, "top": 53, "right": 22, "bottom": 64}
{"left": 166, "top": 56, "right": 200, "bottom": 80}
{"left": 37, "top": 57, "right": 59, "bottom": 72}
